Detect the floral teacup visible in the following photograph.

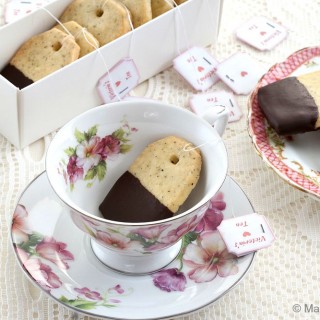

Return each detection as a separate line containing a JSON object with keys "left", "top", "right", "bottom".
{"left": 46, "top": 100, "right": 228, "bottom": 274}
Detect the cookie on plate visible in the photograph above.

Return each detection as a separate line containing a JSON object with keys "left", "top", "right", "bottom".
{"left": 99, "top": 136, "right": 202, "bottom": 222}
{"left": 54, "top": 21, "right": 99, "bottom": 57}
{"left": 258, "top": 70, "right": 320, "bottom": 135}
{"left": 1, "top": 28, "right": 80, "bottom": 89}
{"left": 59, "top": 0, "right": 132, "bottom": 46}
{"left": 118, "top": 0, "right": 152, "bottom": 28}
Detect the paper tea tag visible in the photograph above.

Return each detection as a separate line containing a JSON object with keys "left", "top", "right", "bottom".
{"left": 236, "top": 16, "right": 287, "bottom": 51}
{"left": 97, "top": 58, "right": 140, "bottom": 103}
{"left": 190, "top": 90, "right": 242, "bottom": 122}
{"left": 215, "top": 52, "right": 265, "bottom": 95}
{"left": 217, "top": 213, "right": 275, "bottom": 257}
{"left": 173, "top": 46, "right": 220, "bottom": 92}
{"left": 5, "top": 0, "right": 53, "bottom": 24}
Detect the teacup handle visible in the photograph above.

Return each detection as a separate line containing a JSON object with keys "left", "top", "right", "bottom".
{"left": 201, "top": 105, "right": 229, "bottom": 136}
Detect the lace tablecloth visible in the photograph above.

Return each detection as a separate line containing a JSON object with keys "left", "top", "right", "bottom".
{"left": 1, "top": 0, "right": 320, "bottom": 319}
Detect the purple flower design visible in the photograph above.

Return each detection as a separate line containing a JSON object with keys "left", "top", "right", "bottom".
{"left": 108, "top": 284, "right": 125, "bottom": 294}
{"left": 66, "top": 155, "right": 84, "bottom": 185}
{"left": 194, "top": 192, "right": 225, "bottom": 233}
{"left": 74, "top": 287, "right": 103, "bottom": 300}
{"left": 152, "top": 268, "right": 187, "bottom": 292}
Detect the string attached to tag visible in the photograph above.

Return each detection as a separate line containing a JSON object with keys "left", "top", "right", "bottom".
{"left": 170, "top": 0, "right": 220, "bottom": 92}
{"left": 39, "top": 4, "right": 139, "bottom": 104}
{"left": 95, "top": 2, "right": 140, "bottom": 103}
{"left": 181, "top": 135, "right": 223, "bottom": 155}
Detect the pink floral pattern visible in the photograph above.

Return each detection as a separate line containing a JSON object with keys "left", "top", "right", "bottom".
{"left": 23, "top": 257, "right": 63, "bottom": 291}
{"left": 12, "top": 204, "right": 31, "bottom": 243}
{"left": 152, "top": 192, "right": 239, "bottom": 292}
{"left": 183, "top": 231, "right": 238, "bottom": 283}
{"left": 13, "top": 192, "right": 239, "bottom": 301}
{"left": 74, "top": 287, "right": 103, "bottom": 300}
{"left": 72, "top": 209, "right": 206, "bottom": 254}
{"left": 12, "top": 206, "right": 73, "bottom": 292}
{"left": 12, "top": 204, "right": 132, "bottom": 310}
{"left": 59, "top": 118, "right": 137, "bottom": 190}
{"left": 36, "top": 237, "right": 74, "bottom": 269}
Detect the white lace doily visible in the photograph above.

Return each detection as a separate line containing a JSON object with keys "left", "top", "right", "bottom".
{"left": 1, "top": 0, "right": 320, "bottom": 319}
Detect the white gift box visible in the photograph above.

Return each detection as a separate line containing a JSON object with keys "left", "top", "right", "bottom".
{"left": 0, "top": 0, "right": 223, "bottom": 148}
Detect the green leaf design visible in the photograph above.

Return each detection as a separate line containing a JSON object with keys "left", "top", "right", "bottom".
{"left": 176, "top": 231, "right": 200, "bottom": 269}
{"left": 64, "top": 147, "right": 76, "bottom": 157}
{"left": 182, "top": 231, "right": 199, "bottom": 247}
{"left": 84, "top": 167, "right": 97, "bottom": 181}
{"left": 74, "top": 129, "right": 86, "bottom": 143}
{"left": 59, "top": 296, "right": 98, "bottom": 310}
{"left": 120, "top": 144, "right": 133, "bottom": 154}
{"left": 87, "top": 126, "right": 98, "bottom": 140}
{"left": 83, "top": 224, "right": 96, "bottom": 238}
{"left": 112, "top": 128, "right": 126, "bottom": 140}
{"left": 59, "top": 296, "right": 117, "bottom": 310}
{"left": 19, "top": 233, "right": 43, "bottom": 253}
{"left": 127, "top": 232, "right": 156, "bottom": 247}
{"left": 96, "top": 161, "right": 107, "bottom": 181}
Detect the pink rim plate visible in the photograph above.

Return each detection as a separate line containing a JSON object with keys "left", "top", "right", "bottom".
{"left": 248, "top": 46, "right": 320, "bottom": 198}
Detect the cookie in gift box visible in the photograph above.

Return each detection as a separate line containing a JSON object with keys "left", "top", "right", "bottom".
{"left": 59, "top": 0, "right": 132, "bottom": 46}
{"left": 1, "top": 28, "right": 80, "bottom": 89}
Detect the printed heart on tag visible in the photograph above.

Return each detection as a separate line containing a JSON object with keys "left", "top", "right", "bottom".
{"left": 243, "top": 231, "right": 251, "bottom": 237}
{"left": 115, "top": 81, "right": 121, "bottom": 87}
{"left": 240, "top": 71, "right": 248, "bottom": 77}
{"left": 260, "top": 31, "right": 266, "bottom": 36}
{"left": 198, "top": 66, "right": 205, "bottom": 72}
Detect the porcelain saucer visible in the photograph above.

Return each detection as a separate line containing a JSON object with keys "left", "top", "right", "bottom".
{"left": 11, "top": 172, "right": 255, "bottom": 319}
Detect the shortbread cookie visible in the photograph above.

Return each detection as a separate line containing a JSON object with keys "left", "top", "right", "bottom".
{"left": 54, "top": 21, "right": 99, "bottom": 57}
{"left": 151, "top": 0, "right": 174, "bottom": 18}
{"left": 258, "top": 71, "right": 320, "bottom": 135}
{"left": 59, "top": 0, "right": 132, "bottom": 46}
{"left": 175, "top": 0, "right": 188, "bottom": 4}
{"left": 118, "top": 0, "right": 152, "bottom": 28}
{"left": 1, "top": 28, "right": 80, "bottom": 89}
{"left": 99, "top": 136, "right": 202, "bottom": 222}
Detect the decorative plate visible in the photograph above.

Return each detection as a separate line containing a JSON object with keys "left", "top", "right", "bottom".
{"left": 248, "top": 47, "right": 320, "bottom": 198}
{"left": 11, "top": 172, "right": 255, "bottom": 319}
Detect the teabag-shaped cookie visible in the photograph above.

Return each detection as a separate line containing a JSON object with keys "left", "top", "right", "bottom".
{"left": 118, "top": 0, "right": 152, "bottom": 28}
{"left": 54, "top": 21, "right": 100, "bottom": 57}
{"left": 59, "top": 0, "right": 132, "bottom": 46}
{"left": 151, "top": 0, "right": 174, "bottom": 18}
{"left": 258, "top": 71, "right": 320, "bottom": 135}
{"left": 1, "top": 28, "right": 80, "bottom": 89}
{"left": 99, "top": 136, "right": 202, "bottom": 223}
